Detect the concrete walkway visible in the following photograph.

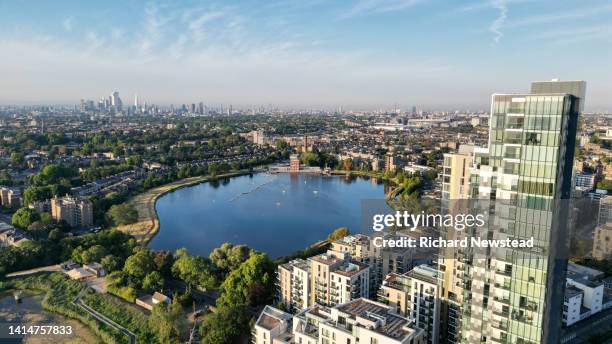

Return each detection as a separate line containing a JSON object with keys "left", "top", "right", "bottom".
{"left": 5, "top": 264, "right": 62, "bottom": 278}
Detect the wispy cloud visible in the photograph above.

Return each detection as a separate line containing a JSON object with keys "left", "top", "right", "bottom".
{"left": 456, "top": 0, "right": 529, "bottom": 13}
{"left": 530, "top": 24, "right": 612, "bottom": 44}
{"left": 62, "top": 17, "right": 73, "bottom": 31}
{"left": 338, "top": 0, "right": 425, "bottom": 20}
{"left": 489, "top": 0, "right": 507, "bottom": 44}
{"left": 138, "top": 2, "right": 174, "bottom": 55}
{"left": 504, "top": 4, "right": 612, "bottom": 28}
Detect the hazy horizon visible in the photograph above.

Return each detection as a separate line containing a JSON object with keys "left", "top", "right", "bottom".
{"left": 1, "top": 0, "right": 611, "bottom": 111}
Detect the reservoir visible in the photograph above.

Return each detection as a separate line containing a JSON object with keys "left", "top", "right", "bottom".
{"left": 150, "top": 173, "right": 387, "bottom": 258}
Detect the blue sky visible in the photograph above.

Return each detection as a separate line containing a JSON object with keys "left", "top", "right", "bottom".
{"left": 0, "top": 0, "right": 610, "bottom": 110}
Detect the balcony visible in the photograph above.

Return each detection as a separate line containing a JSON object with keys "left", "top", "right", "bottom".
{"left": 493, "top": 309, "right": 510, "bottom": 318}
{"left": 493, "top": 296, "right": 510, "bottom": 305}
{"left": 496, "top": 269, "right": 512, "bottom": 277}
{"left": 519, "top": 301, "right": 538, "bottom": 312}
{"left": 494, "top": 282, "right": 511, "bottom": 291}
{"left": 491, "top": 320, "right": 509, "bottom": 331}
{"left": 512, "top": 311, "right": 533, "bottom": 324}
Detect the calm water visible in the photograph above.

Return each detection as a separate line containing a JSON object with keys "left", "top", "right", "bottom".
{"left": 150, "top": 173, "right": 387, "bottom": 258}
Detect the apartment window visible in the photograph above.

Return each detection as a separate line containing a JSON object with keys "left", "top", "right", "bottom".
{"left": 371, "top": 338, "right": 379, "bottom": 344}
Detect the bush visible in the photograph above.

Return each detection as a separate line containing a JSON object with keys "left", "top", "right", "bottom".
{"left": 7, "top": 273, "right": 128, "bottom": 343}
{"left": 82, "top": 291, "right": 157, "bottom": 342}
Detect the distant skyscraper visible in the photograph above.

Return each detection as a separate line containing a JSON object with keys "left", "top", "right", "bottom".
{"left": 134, "top": 94, "right": 138, "bottom": 108}
{"left": 110, "top": 91, "right": 122, "bottom": 111}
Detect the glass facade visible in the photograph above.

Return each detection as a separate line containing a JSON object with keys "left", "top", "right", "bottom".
{"left": 457, "top": 89, "right": 581, "bottom": 344}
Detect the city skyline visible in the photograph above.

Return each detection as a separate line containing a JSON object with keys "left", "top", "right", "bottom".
{"left": 0, "top": 0, "right": 611, "bottom": 110}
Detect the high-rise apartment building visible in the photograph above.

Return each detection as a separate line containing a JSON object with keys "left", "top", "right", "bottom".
{"left": 51, "top": 196, "right": 93, "bottom": 228}
{"left": 442, "top": 145, "right": 477, "bottom": 200}
{"left": 439, "top": 80, "right": 586, "bottom": 344}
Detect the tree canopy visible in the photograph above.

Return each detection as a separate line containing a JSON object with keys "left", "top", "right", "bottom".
{"left": 12, "top": 208, "right": 40, "bottom": 229}
{"left": 106, "top": 203, "right": 139, "bottom": 226}
{"left": 217, "top": 252, "right": 275, "bottom": 308}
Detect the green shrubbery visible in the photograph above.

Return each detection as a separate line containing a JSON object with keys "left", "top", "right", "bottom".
{"left": 2, "top": 273, "right": 128, "bottom": 344}
{"left": 82, "top": 291, "right": 157, "bottom": 342}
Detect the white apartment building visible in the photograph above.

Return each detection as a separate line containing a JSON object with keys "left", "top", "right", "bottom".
{"left": 254, "top": 298, "right": 425, "bottom": 344}
{"left": 330, "top": 234, "right": 431, "bottom": 299}
{"left": 574, "top": 171, "right": 596, "bottom": 190}
{"left": 310, "top": 251, "right": 370, "bottom": 308}
{"left": 379, "top": 265, "right": 441, "bottom": 344}
{"left": 253, "top": 305, "right": 293, "bottom": 344}
{"left": 563, "top": 263, "right": 612, "bottom": 326}
{"left": 278, "top": 259, "right": 311, "bottom": 312}
{"left": 278, "top": 250, "right": 369, "bottom": 312}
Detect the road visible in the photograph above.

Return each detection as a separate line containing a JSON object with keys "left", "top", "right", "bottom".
{"left": 5, "top": 264, "right": 62, "bottom": 278}
{"left": 73, "top": 288, "right": 137, "bottom": 344}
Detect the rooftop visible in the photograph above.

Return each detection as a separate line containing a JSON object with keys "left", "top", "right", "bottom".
{"left": 335, "top": 298, "right": 415, "bottom": 340}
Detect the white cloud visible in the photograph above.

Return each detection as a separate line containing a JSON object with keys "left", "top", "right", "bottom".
{"left": 338, "top": 0, "right": 425, "bottom": 20}
{"left": 489, "top": 0, "right": 507, "bottom": 44}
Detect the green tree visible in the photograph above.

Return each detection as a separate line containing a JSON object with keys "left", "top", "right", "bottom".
{"left": 23, "top": 186, "right": 52, "bottom": 206}
{"left": 275, "top": 139, "right": 288, "bottom": 150}
{"left": 208, "top": 163, "right": 218, "bottom": 177}
{"left": 10, "top": 152, "right": 24, "bottom": 166}
{"left": 106, "top": 203, "right": 138, "bottom": 226}
{"left": 217, "top": 252, "right": 275, "bottom": 307}
{"left": 209, "top": 243, "right": 252, "bottom": 273}
{"left": 48, "top": 228, "right": 64, "bottom": 241}
{"left": 40, "top": 212, "right": 53, "bottom": 226}
{"left": 12, "top": 208, "right": 40, "bottom": 229}
{"left": 149, "top": 302, "right": 182, "bottom": 343}
{"left": 299, "top": 152, "right": 319, "bottom": 166}
{"left": 143, "top": 271, "right": 165, "bottom": 292}
{"left": 597, "top": 179, "right": 612, "bottom": 192}
{"left": 81, "top": 245, "right": 106, "bottom": 264}
{"left": 172, "top": 249, "right": 216, "bottom": 291}
{"left": 123, "top": 249, "right": 155, "bottom": 281}
{"left": 153, "top": 250, "right": 175, "bottom": 276}
{"left": 199, "top": 305, "right": 252, "bottom": 344}
{"left": 100, "top": 254, "right": 122, "bottom": 272}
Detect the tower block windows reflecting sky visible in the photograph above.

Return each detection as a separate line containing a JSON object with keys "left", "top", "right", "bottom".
{"left": 442, "top": 80, "right": 585, "bottom": 344}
